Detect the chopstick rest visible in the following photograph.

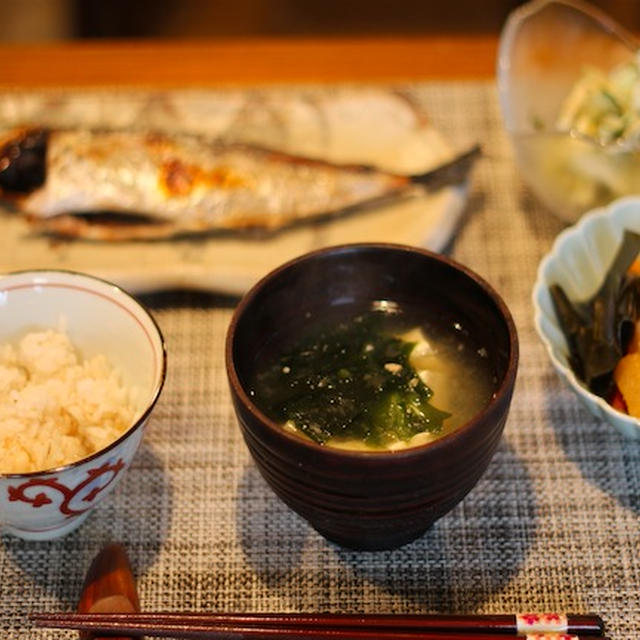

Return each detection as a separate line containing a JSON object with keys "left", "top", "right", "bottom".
{"left": 76, "top": 542, "right": 140, "bottom": 640}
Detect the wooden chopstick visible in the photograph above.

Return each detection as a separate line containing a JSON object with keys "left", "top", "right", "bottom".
{"left": 31, "top": 611, "right": 606, "bottom": 638}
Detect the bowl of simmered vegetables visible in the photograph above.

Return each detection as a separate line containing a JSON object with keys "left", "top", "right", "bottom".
{"left": 498, "top": 0, "right": 640, "bottom": 223}
{"left": 226, "top": 243, "right": 519, "bottom": 550}
{"left": 533, "top": 197, "right": 640, "bottom": 438}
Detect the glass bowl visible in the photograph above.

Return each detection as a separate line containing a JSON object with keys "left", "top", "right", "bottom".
{"left": 498, "top": 0, "right": 640, "bottom": 223}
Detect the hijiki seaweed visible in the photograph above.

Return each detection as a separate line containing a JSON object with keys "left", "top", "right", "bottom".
{"left": 549, "top": 230, "right": 640, "bottom": 401}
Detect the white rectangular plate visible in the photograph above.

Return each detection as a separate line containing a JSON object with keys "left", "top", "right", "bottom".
{"left": 0, "top": 87, "right": 468, "bottom": 295}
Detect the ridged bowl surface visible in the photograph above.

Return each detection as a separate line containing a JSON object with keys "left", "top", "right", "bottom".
{"left": 226, "top": 244, "right": 519, "bottom": 550}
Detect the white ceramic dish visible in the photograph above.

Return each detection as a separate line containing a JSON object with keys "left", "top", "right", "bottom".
{"left": 498, "top": 0, "right": 640, "bottom": 223}
{"left": 0, "top": 270, "right": 166, "bottom": 539}
{"left": 0, "top": 88, "right": 469, "bottom": 295}
{"left": 533, "top": 196, "right": 640, "bottom": 438}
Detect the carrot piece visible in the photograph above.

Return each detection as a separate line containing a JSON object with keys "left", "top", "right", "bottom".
{"left": 610, "top": 386, "right": 628, "bottom": 413}
{"left": 614, "top": 352, "right": 640, "bottom": 418}
{"left": 628, "top": 256, "right": 640, "bottom": 276}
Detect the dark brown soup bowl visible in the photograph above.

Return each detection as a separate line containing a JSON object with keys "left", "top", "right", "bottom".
{"left": 226, "top": 243, "right": 518, "bottom": 550}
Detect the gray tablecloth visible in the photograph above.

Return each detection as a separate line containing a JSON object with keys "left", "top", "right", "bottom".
{"left": 3, "top": 81, "right": 638, "bottom": 640}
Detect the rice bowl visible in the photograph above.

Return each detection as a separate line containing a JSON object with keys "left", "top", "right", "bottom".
{"left": 0, "top": 270, "right": 166, "bottom": 540}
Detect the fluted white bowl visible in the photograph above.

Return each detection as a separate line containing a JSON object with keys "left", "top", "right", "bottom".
{"left": 533, "top": 197, "right": 640, "bottom": 438}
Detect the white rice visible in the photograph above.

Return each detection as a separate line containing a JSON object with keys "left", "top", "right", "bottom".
{"left": 0, "top": 329, "right": 137, "bottom": 474}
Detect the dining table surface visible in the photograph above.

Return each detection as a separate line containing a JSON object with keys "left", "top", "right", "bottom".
{"left": 1, "top": 34, "right": 639, "bottom": 640}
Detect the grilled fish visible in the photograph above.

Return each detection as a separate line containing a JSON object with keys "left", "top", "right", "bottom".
{"left": 0, "top": 127, "right": 479, "bottom": 241}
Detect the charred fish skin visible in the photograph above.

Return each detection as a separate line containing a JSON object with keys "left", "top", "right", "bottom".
{"left": 0, "top": 128, "right": 48, "bottom": 194}
{"left": 17, "top": 128, "right": 407, "bottom": 223}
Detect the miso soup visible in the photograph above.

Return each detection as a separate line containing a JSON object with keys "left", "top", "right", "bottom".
{"left": 249, "top": 301, "right": 497, "bottom": 451}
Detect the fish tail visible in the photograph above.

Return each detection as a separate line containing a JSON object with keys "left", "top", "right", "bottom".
{"left": 409, "top": 144, "right": 481, "bottom": 190}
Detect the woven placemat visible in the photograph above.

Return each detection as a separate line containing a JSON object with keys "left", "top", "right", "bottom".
{"left": 2, "top": 81, "right": 638, "bottom": 640}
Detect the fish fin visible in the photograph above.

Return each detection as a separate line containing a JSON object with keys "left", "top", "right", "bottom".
{"left": 25, "top": 213, "right": 182, "bottom": 241}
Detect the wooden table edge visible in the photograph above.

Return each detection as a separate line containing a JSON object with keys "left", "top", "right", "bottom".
{"left": 0, "top": 35, "right": 498, "bottom": 87}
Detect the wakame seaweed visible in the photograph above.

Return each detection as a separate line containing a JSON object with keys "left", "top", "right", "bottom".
{"left": 550, "top": 230, "right": 640, "bottom": 399}
{"left": 252, "top": 310, "right": 451, "bottom": 447}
